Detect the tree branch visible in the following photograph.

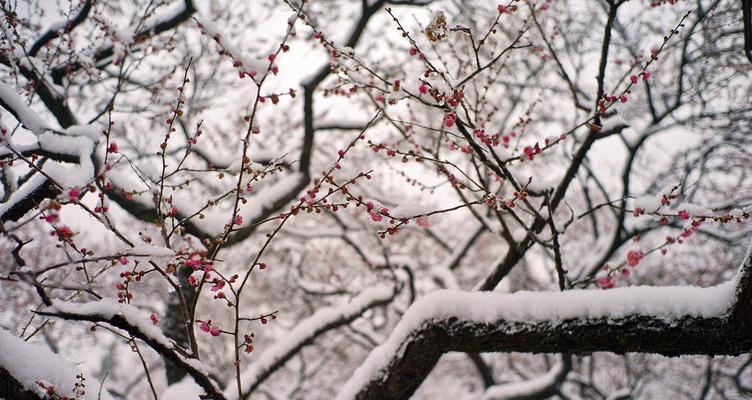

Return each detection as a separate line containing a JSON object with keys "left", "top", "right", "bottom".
{"left": 37, "top": 300, "right": 226, "bottom": 400}
{"left": 230, "top": 285, "right": 398, "bottom": 399}
{"left": 337, "top": 241, "right": 752, "bottom": 400}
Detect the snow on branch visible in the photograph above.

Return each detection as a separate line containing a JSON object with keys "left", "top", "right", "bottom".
{"left": 49, "top": 0, "right": 197, "bottom": 84}
{"left": 51, "top": 299, "right": 175, "bottom": 348}
{"left": 482, "top": 356, "right": 571, "bottom": 400}
{"left": 0, "top": 83, "right": 101, "bottom": 221}
{"left": 0, "top": 82, "right": 47, "bottom": 134}
{"left": 336, "top": 242, "right": 752, "bottom": 400}
{"left": 0, "top": 327, "right": 112, "bottom": 400}
{"left": 27, "top": 0, "right": 94, "bottom": 57}
{"left": 194, "top": 14, "right": 266, "bottom": 84}
{"left": 0, "top": 81, "right": 103, "bottom": 218}
{"left": 228, "top": 284, "right": 398, "bottom": 399}
{"left": 174, "top": 172, "right": 306, "bottom": 238}
{"left": 108, "top": 169, "right": 308, "bottom": 244}
{"left": 37, "top": 299, "right": 225, "bottom": 400}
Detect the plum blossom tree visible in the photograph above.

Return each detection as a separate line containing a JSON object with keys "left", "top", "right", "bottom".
{"left": 1, "top": 0, "right": 751, "bottom": 399}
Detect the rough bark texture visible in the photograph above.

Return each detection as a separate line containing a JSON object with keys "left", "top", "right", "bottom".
{"left": 0, "top": 366, "right": 41, "bottom": 400}
{"left": 164, "top": 267, "right": 199, "bottom": 385}
{"left": 355, "top": 314, "right": 750, "bottom": 400}
{"left": 36, "top": 310, "right": 226, "bottom": 400}
{"left": 349, "top": 251, "right": 752, "bottom": 400}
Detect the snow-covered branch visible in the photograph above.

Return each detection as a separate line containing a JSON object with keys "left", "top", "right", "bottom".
{"left": 0, "top": 328, "right": 112, "bottom": 400}
{"left": 227, "top": 285, "right": 397, "bottom": 399}
{"left": 482, "top": 356, "right": 570, "bottom": 400}
{"left": 337, "top": 243, "right": 752, "bottom": 399}
{"left": 36, "top": 299, "right": 225, "bottom": 400}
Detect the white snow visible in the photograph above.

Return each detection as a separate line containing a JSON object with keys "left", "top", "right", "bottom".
{"left": 227, "top": 285, "right": 396, "bottom": 399}
{"left": 675, "top": 202, "right": 715, "bottom": 217}
{"left": 38, "top": 132, "right": 96, "bottom": 188}
{"left": 632, "top": 195, "right": 662, "bottom": 213}
{"left": 0, "top": 82, "right": 47, "bottom": 134}
{"left": 0, "top": 82, "right": 101, "bottom": 191}
{"left": 600, "top": 113, "right": 629, "bottom": 133}
{"left": 483, "top": 362, "right": 566, "bottom": 400}
{"left": 65, "top": 124, "right": 101, "bottom": 140}
{"left": 173, "top": 172, "right": 303, "bottom": 236}
{"left": 52, "top": 299, "right": 174, "bottom": 348}
{"left": 391, "top": 203, "right": 430, "bottom": 218}
{"left": 431, "top": 265, "right": 459, "bottom": 290}
{"left": 122, "top": 244, "right": 177, "bottom": 258}
{"left": 195, "top": 14, "right": 265, "bottom": 83}
{"left": 337, "top": 277, "right": 738, "bottom": 399}
{"left": 163, "top": 376, "right": 204, "bottom": 400}
{"left": 0, "top": 173, "right": 47, "bottom": 219}
{"left": 0, "top": 328, "right": 111, "bottom": 400}
{"left": 605, "top": 388, "right": 632, "bottom": 400}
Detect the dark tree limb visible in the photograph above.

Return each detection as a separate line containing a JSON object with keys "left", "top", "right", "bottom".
{"left": 49, "top": 0, "right": 197, "bottom": 84}
{"left": 28, "top": 0, "right": 94, "bottom": 57}
{"left": 742, "top": 0, "right": 752, "bottom": 62}
{"left": 0, "top": 366, "right": 43, "bottom": 400}
{"left": 338, "top": 243, "right": 752, "bottom": 400}
{"left": 37, "top": 306, "right": 226, "bottom": 400}
{"left": 468, "top": 352, "right": 496, "bottom": 388}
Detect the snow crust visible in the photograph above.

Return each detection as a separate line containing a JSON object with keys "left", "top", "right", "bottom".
{"left": 483, "top": 362, "right": 566, "bottom": 400}
{"left": 0, "top": 328, "right": 110, "bottom": 400}
{"left": 0, "top": 83, "right": 47, "bottom": 134}
{"left": 337, "top": 278, "right": 737, "bottom": 399}
{"left": 162, "top": 376, "right": 204, "bottom": 400}
{"left": 52, "top": 299, "right": 174, "bottom": 348}
{"left": 227, "top": 285, "right": 395, "bottom": 399}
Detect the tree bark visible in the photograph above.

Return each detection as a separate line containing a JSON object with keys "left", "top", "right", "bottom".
{"left": 341, "top": 248, "right": 752, "bottom": 400}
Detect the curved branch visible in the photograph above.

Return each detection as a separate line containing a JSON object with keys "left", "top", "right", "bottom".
{"left": 482, "top": 355, "right": 571, "bottom": 400}
{"left": 49, "top": 0, "right": 197, "bottom": 84}
{"left": 36, "top": 300, "right": 225, "bottom": 400}
{"left": 0, "top": 327, "right": 106, "bottom": 400}
{"left": 337, "top": 241, "right": 752, "bottom": 400}
{"left": 28, "top": 0, "right": 94, "bottom": 57}
{"left": 229, "top": 285, "right": 398, "bottom": 399}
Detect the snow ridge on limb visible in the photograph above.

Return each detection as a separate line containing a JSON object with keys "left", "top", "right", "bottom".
{"left": 0, "top": 83, "right": 101, "bottom": 221}
{"left": 482, "top": 355, "right": 571, "bottom": 400}
{"left": 337, "top": 241, "right": 752, "bottom": 400}
{"left": 228, "top": 284, "right": 398, "bottom": 400}
{"left": 37, "top": 299, "right": 225, "bottom": 400}
{"left": 0, "top": 82, "right": 48, "bottom": 134}
{"left": 0, "top": 327, "right": 114, "bottom": 400}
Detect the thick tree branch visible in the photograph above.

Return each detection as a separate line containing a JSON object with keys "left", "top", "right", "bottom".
{"left": 0, "top": 366, "right": 44, "bottom": 400}
{"left": 337, "top": 241, "right": 752, "bottom": 400}
{"left": 37, "top": 301, "right": 226, "bottom": 400}
{"left": 28, "top": 0, "right": 94, "bottom": 57}
{"left": 0, "top": 327, "right": 100, "bottom": 400}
